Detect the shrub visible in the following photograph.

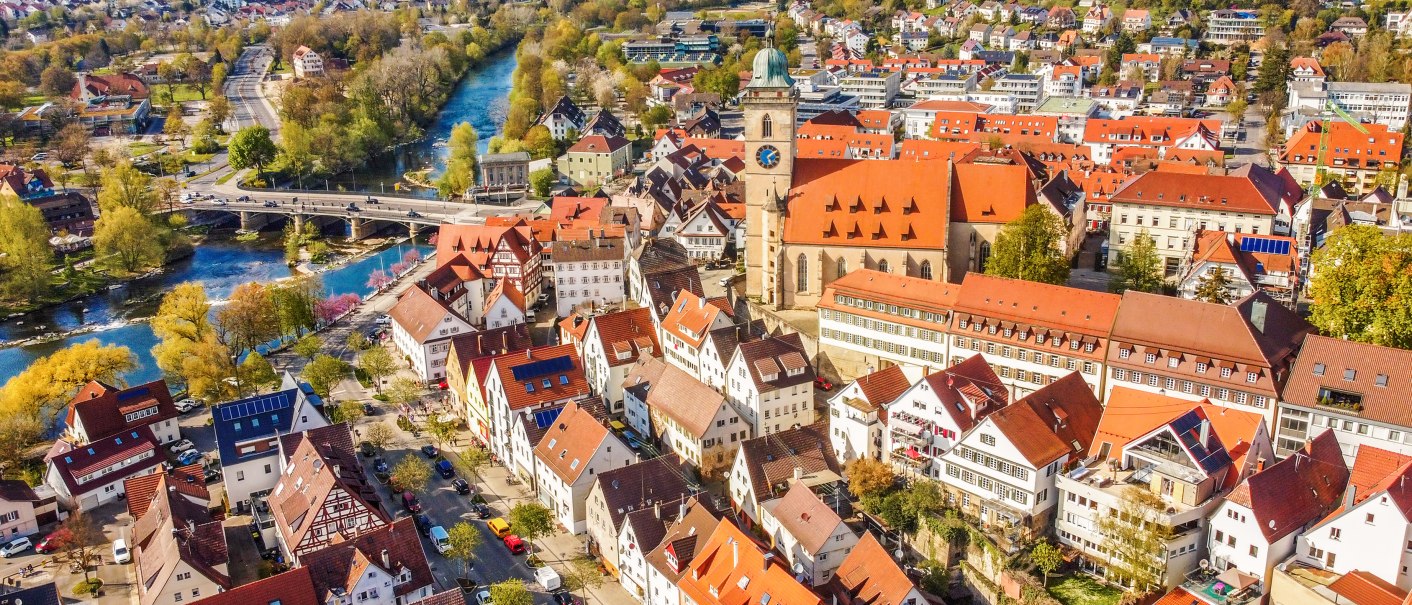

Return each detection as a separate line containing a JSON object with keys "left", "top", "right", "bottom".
{"left": 73, "top": 579, "right": 103, "bottom": 596}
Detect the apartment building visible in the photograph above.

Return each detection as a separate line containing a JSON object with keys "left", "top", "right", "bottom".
{"left": 817, "top": 269, "right": 959, "bottom": 378}
{"left": 825, "top": 365, "right": 919, "bottom": 464}
{"left": 1206, "top": 10, "right": 1265, "bottom": 44}
{"left": 1288, "top": 81, "right": 1412, "bottom": 132}
{"left": 1279, "top": 121, "right": 1404, "bottom": 194}
{"left": 1273, "top": 336, "right": 1412, "bottom": 462}
{"left": 839, "top": 69, "right": 902, "bottom": 109}
{"left": 1176, "top": 231, "right": 1301, "bottom": 308}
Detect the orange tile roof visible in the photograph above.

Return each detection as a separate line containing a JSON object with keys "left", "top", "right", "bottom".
{"left": 986, "top": 372, "right": 1103, "bottom": 466}
{"left": 783, "top": 158, "right": 950, "bottom": 249}
{"left": 533, "top": 400, "right": 615, "bottom": 483}
{"left": 1152, "top": 588, "right": 1200, "bottom": 605}
{"left": 567, "top": 134, "right": 630, "bottom": 154}
{"left": 483, "top": 277, "right": 526, "bottom": 315}
{"left": 388, "top": 286, "right": 457, "bottom": 343}
{"left": 1290, "top": 56, "right": 1326, "bottom": 77}
{"left": 1280, "top": 121, "right": 1404, "bottom": 169}
{"left": 931, "top": 112, "right": 1059, "bottom": 144}
{"left": 491, "top": 344, "right": 589, "bottom": 411}
{"left": 856, "top": 110, "right": 892, "bottom": 130}
{"left": 1121, "top": 53, "right": 1161, "bottom": 63}
{"left": 1083, "top": 116, "right": 1223, "bottom": 147}
{"left": 1189, "top": 230, "right": 1298, "bottom": 282}
{"left": 1226, "top": 432, "right": 1348, "bottom": 542}
{"left": 678, "top": 518, "right": 822, "bottom": 605}
{"left": 906, "top": 99, "right": 992, "bottom": 113}
{"left": 1329, "top": 571, "right": 1409, "bottom": 605}
{"left": 588, "top": 307, "right": 658, "bottom": 368}
{"left": 1091, "top": 387, "right": 1265, "bottom": 460}
{"left": 1109, "top": 170, "right": 1283, "bottom": 215}
{"left": 954, "top": 273, "right": 1121, "bottom": 339}
{"left": 898, "top": 140, "right": 979, "bottom": 161}
{"left": 828, "top": 533, "right": 919, "bottom": 605}
{"left": 949, "top": 157, "right": 1038, "bottom": 223}
{"left": 683, "top": 137, "right": 745, "bottom": 162}
{"left": 1347, "top": 446, "right": 1412, "bottom": 498}
{"left": 196, "top": 567, "right": 318, "bottom": 605}
{"left": 660, "top": 290, "right": 733, "bottom": 348}
{"left": 550, "top": 196, "right": 609, "bottom": 221}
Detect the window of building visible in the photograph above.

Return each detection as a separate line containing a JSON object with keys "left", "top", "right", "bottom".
{"left": 837, "top": 257, "right": 847, "bottom": 279}
{"left": 920, "top": 260, "right": 933, "bottom": 280}
{"left": 878, "top": 259, "right": 890, "bottom": 273}
{"left": 762, "top": 114, "right": 773, "bottom": 138}
{"left": 797, "top": 254, "right": 808, "bottom": 292}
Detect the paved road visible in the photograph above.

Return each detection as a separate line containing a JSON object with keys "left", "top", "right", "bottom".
{"left": 226, "top": 44, "right": 281, "bottom": 136}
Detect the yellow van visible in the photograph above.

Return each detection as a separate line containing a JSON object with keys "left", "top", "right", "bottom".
{"left": 488, "top": 517, "right": 511, "bottom": 538}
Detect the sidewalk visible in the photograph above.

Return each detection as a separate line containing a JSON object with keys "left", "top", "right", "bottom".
{"left": 470, "top": 447, "right": 637, "bottom": 604}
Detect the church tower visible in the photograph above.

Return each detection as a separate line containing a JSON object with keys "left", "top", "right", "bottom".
{"left": 742, "top": 47, "right": 797, "bottom": 307}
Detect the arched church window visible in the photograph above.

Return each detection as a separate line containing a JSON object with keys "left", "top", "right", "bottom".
{"left": 797, "top": 254, "right": 808, "bottom": 292}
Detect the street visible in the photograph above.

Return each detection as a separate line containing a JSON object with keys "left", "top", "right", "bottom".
{"left": 226, "top": 44, "right": 282, "bottom": 135}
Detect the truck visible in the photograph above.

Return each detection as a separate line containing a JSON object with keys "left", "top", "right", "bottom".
{"left": 430, "top": 526, "right": 450, "bottom": 554}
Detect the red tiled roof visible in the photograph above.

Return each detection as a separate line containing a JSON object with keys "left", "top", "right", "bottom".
{"left": 550, "top": 197, "right": 609, "bottom": 221}
{"left": 589, "top": 307, "right": 658, "bottom": 368}
{"left": 1226, "top": 431, "right": 1348, "bottom": 542}
{"left": 1328, "top": 571, "right": 1409, "bottom": 605}
{"left": 533, "top": 400, "right": 615, "bottom": 483}
{"left": 124, "top": 465, "right": 208, "bottom": 520}
{"left": 853, "top": 365, "right": 913, "bottom": 407}
{"left": 955, "top": 273, "right": 1120, "bottom": 339}
{"left": 1109, "top": 170, "right": 1284, "bottom": 215}
{"left": 49, "top": 427, "right": 162, "bottom": 497}
{"left": 660, "top": 290, "right": 732, "bottom": 348}
{"left": 388, "top": 286, "right": 459, "bottom": 343}
{"left": 1280, "top": 121, "right": 1404, "bottom": 169}
{"left": 303, "top": 517, "right": 433, "bottom": 600}
{"left": 198, "top": 567, "right": 318, "bottom": 605}
{"left": 826, "top": 532, "right": 919, "bottom": 605}
{"left": 986, "top": 372, "right": 1103, "bottom": 466}
{"left": 784, "top": 159, "right": 949, "bottom": 249}
{"left": 490, "top": 344, "right": 588, "bottom": 410}
{"left": 65, "top": 379, "right": 177, "bottom": 442}
{"left": 678, "top": 519, "right": 822, "bottom": 605}
{"left": 568, "top": 135, "right": 631, "bottom": 154}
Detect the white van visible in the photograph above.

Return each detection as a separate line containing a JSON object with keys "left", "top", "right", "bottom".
{"left": 430, "top": 525, "right": 450, "bottom": 554}
{"left": 535, "top": 565, "right": 561, "bottom": 591}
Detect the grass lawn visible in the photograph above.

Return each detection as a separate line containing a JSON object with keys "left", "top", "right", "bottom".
{"left": 154, "top": 83, "right": 212, "bottom": 104}
{"left": 1047, "top": 574, "right": 1123, "bottom": 605}
{"left": 215, "top": 171, "right": 236, "bottom": 184}
{"left": 129, "top": 142, "right": 163, "bottom": 156}
{"left": 22, "top": 94, "right": 48, "bottom": 106}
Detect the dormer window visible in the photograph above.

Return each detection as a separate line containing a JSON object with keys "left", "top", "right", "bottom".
{"left": 1145, "top": 353, "right": 1157, "bottom": 363}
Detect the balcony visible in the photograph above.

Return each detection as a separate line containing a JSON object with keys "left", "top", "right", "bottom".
{"left": 889, "top": 409, "right": 935, "bottom": 434}
{"left": 890, "top": 428, "right": 930, "bottom": 448}
{"left": 1315, "top": 388, "right": 1363, "bottom": 413}
{"left": 891, "top": 447, "right": 932, "bottom": 475}
{"left": 1183, "top": 568, "right": 1261, "bottom": 605}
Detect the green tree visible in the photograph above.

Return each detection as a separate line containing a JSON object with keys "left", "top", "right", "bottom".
{"left": 445, "top": 521, "right": 484, "bottom": 574}
{"left": 456, "top": 447, "right": 490, "bottom": 481}
{"left": 97, "top": 162, "right": 156, "bottom": 214}
{"left": 562, "top": 555, "right": 604, "bottom": 595}
{"left": 293, "top": 334, "right": 323, "bottom": 360}
{"left": 301, "top": 354, "right": 350, "bottom": 397}
{"left": 437, "top": 121, "right": 479, "bottom": 198}
{"left": 151, "top": 283, "right": 236, "bottom": 400}
{"left": 39, "top": 65, "right": 76, "bottom": 97}
{"left": 1194, "top": 267, "right": 1234, "bottom": 305}
{"left": 164, "top": 106, "right": 188, "bottom": 145}
{"left": 240, "top": 351, "right": 280, "bottom": 391}
{"left": 530, "top": 168, "right": 556, "bottom": 198}
{"left": 95, "top": 206, "right": 164, "bottom": 273}
{"left": 0, "top": 340, "right": 133, "bottom": 429}
{"left": 55, "top": 510, "right": 105, "bottom": 582}
{"left": 328, "top": 400, "right": 366, "bottom": 423}
{"left": 1308, "top": 226, "right": 1412, "bottom": 348}
{"left": 1032, "top": 540, "right": 1062, "bottom": 587}
{"left": 1225, "top": 99, "right": 1249, "bottom": 124}
{"left": 984, "top": 204, "right": 1071, "bottom": 285}
{"left": 215, "top": 283, "right": 281, "bottom": 388}
{"left": 346, "top": 331, "right": 370, "bottom": 352}
{"left": 845, "top": 457, "right": 896, "bottom": 499}
{"left": 392, "top": 455, "right": 431, "bottom": 493}
{"left": 508, "top": 502, "right": 555, "bottom": 555}
{"left": 386, "top": 376, "right": 422, "bottom": 406}
{"left": 425, "top": 415, "right": 458, "bottom": 452}
{"left": 364, "top": 422, "right": 395, "bottom": 452}
{"left": 228, "top": 125, "right": 279, "bottom": 178}
{"left": 358, "top": 346, "right": 397, "bottom": 393}
{"left": 1109, "top": 230, "right": 1164, "bottom": 294}
{"left": 488, "top": 580, "right": 533, "bottom": 605}
{"left": 1098, "top": 486, "right": 1172, "bottom": 592}
{"left": 0, "top": 195, "right": 54, "bottom": 300}
{"left": 272, "top": 277, "right": 321, "bottom": 337}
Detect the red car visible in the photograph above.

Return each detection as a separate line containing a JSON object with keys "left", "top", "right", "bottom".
{"left": 35, "top": 531, "right": 67, "bottom": 554}
{"left": 503, "top": 534, "right": 527, "bottom": 554}
{"left": 813, "top": 377, "right": 834, "bottom": 391}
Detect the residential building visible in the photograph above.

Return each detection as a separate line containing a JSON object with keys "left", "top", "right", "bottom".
{"left": 0, "top": 584, "right": 61, "bottom": 605}
{"left": 192, "top": 567, "right": 318, "bottom": 605}
{"left": 1293, "top": 446, "right": 1412, "bottom": 589}
{"left": 616, "top": 496, "right": 697, "bottom": 601}
{"left": 1176, "top": 231, "right": 1301, "bottom": 307}
{"left": 1055, "top": 387, "right": 1273, "bottom": 588}
{"left": 445, "top": 325, "right": 534, "bottom": 443}
{"left": 1107, "top": 291, "right": 1313, "bottom": 423}
{"left": 825, "top": 365, "right": 920, "bottom": 464}
{"left": 1287, "top": 82, "right": 1412, "bottom": 132}
{"left": 626, "top": 238, "right": 703, "bottom": 321}
{"left": 1279, "top": 122, "right": 1404, "bottom": 194}
{"left": 1107, "top": 166, "right": 1302, "bottom": 274}
{"left": 211, "top": 386, "right": 329, "bottom": 512}
{"left": 551, "top": 237, "right": 627, "bottom": 316}
{"left": 992, "top": 74, "right": 1042, "bottom": 112}
{"left": 63, "top": 379, "right": 181, "bottom": 445}
{"left": 929, "top": 372, "right": 1103, "bottom": 533}
{"left": 1274, "top": 336, "right": 1412, "bottom": 462}
{"left": 948, "top": 273, "right": 1121, "bottom": 398}
{"left": 482, "top": 277, "right": 526, "bottom": 331}
{"left": 538, "top": 96, "right": 587, "bottom": 140}
{"left": 559, "top": 135, "right": 633, "bottom": 187}
{"left": 677, "top": 518, "right": 823, "bottom": 605}
{"left": 658, "top": 290, "right": 735, "bottom": 379}
{"left": 269, "top": 426, "right": 387, "bottom": 564}
{"left": 1082, "top": 116, "right": 1224, "bottom": 165}
{"left": 1206, "top": 10, "right": 1265, "bottom": 44}
{"left": 624, "top": 358, "right": 745, "bottom": 476}
{"left": 129, "top": 473, "right": 230, "bottom": 605}
{"left": 760, "top": 480, "right": 859, "bottom": 586}
{"left": 881, "top": 355, "right": 1010, "bottom": 482}
{"left": 839, "top": 69, "right": 902, "bottom": 109}
{"left": 728, "top": 423, "right": 843, "bottom": 524}
{"left": 45, "top": 427, "right": 163, "bottom": 511}
{"left": 822, "top": 532, "right": 925, "bottom": 605}
{"left": 578, "top": 307, "right": 658, "bottom": 412}
{"left": 532, "top": 400, "right": 637, "bottom": 534}
{"left": 483, "top": 344, "right": 590, "bottom": 479}
{"left": 667, "top": 198, "right": 738, "bottom": 260}
{"left": 1205, "top": 432, "right": 1349, "bottom": 601}
{"left": 643, "top": 497, "right": 722, "bottom": 605}
{"left": 726, "top": 333, "right": 816, "bottom": 437}
{"left": 301, "top": 517, "right": 436, "bottom": 605}
{"left": 1289, "top": 58, "right": 1327, "bottom": 85}
{"left": 71, "top": 72, "right": 150, "bottom": 102}
{"left": 292, "top": 46, "right": 325, "bottom": 78}
{"left": 435, "top": 222, "right": 544, "bottom": 303}
{"left": 584, "top": 455, "right": 693, "bottom": 577}
{"left": 388, "top": 286, "right": 474, "bottom": 384}
{"left": 0, "top": 481, "right": 53, "bottom": 539}
{"left": 817, "top": 269, "right": 959, "bottom": 377}
{"left": 1121, "top": 9, "right": 1151, "bottom": 31}
{"left": 478, "top": 152, "right": 531, "bottom": 190}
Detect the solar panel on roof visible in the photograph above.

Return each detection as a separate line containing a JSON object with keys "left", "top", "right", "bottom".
{"left": 533, "top": 408, "right": 563, "bottom": 429}
{"left": 1238, "top": 236, "right": 1290, "bottom": 256}
{"left": 218, "top": 391, "right": 294, "bottom": 421}
{"left": 116, "top": 388, "right": 149, "bottom": 401}
{"left": 510, "top": 356, "right": 574, "bottom": 381}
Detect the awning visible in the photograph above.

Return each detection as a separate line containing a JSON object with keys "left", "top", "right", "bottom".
{"left": 1216, "top": 568, "right": 1259, "bottom": 591}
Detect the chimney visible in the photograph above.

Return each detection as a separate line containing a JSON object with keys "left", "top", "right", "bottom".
{"left": 1343, "top": 486, "right": 1357, "bottom": 511}
{"left": 187, "top": 519, "right": 195, "bottom": 534}
{"left": 1250, "top": 299, "right": 1268, "bottom": 333}
{"left": 1256, "top": 457, "right": 1265, "bottom": 472}
{"left": 763, "top": 552, "right": 774, "bottom": 571}
{"left": 679, "top": 499, "right": 688, "bottom": 520}
{"left": 654, "top": 501, "right": 662, "bottom": 519}
{"left": 732, "top": 539, "right": 739, "bottom": 569}
{"left": 1226, "top": 232, "right": 1235, "bottom": 246}
{"left": 527, "top": 349, "right": 533, "bottom": 359}
{"left": 1398, "top": 174, "right": 1408, "bottom": 201}
{"left": 793, "top": 467, "right": 804, "bottom": 481}
{"left": 381, "top": 548, "right": 391, "bottom": 570}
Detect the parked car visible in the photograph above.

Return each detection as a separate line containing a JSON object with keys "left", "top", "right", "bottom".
{"left": 718, "top": 276, "right": 734, "bottom": 288}
{"left": 112, "top": 538, "right": 131, "bottom": 564}
{"left": 488, "top": 517, "right": 511, "bottom": 538}
{"left": 168, "top": 439, "right": 196, "bottom": 453}
{"left": 375, "top": 315, "right": 392, "bottom": 326}
{"left": 421, "top": 445, "right": 439, "bottom": 458}
{"left": 430, "top": 525, "right": 450, "bottom": 554}
{"left": 177, "top": 449, "right": 203, "bottom": 466}
{"left": 536, "top": 565, "right": 562, "bottom": 591}
{"left": 0, "top": 537, "right": 32, "bottom": 557}
{"left": 552, "top": 591, "right": 583, "bottom": 605}
{"left": 452, "top": 478, "right": 472, "bottom": 495}
{"left": 414, "top": 514, "right": 433, "bottom": 536}
{"left": 203, "top": 467, "right": 222, "bottom": 483}
{"left": 361, "top": 442, "right": 377, "bottom": 457}
{"left": 472, "top": 503, "right": 492, "bottom": 519}
{"left": 813, "top": 377, "right": 834, "bottom": 391}
{"left": 502, "top": 534, "right": 527, "bottom": 554}
{"left": 34, "top": 532, "right": 63, "bottom": 554}
{"left": 175, "top": 398, "right": 201, "bottom": 413}
{"left": 474, "top": 590, "right": 492, "bottom": 605}
{"left": 436, "top": 459, "right": 455, "bottom": 478}
{"left": 364, "top": 403, "right": 377, "bottom": 416}
{"left": 347, "top": 203, "right": 361, "bottom": 212}
{"left": 402, "top": 491, "right": 422, "bottom": 513}
{"left": 373, "top": 457, "right": 389, "bottom": 473}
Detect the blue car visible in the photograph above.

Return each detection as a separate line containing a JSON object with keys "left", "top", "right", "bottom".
{"left": 437, "top": 459, "right": 455, "bottom": 479}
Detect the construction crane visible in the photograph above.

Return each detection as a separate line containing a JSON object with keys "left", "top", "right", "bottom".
{"left": 1308, "top": 99, "right": 1370, "bottom": 195}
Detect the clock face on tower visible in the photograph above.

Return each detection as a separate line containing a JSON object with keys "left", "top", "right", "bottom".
{"left": 756, "top": 145, "right": 781, "bottom": 169}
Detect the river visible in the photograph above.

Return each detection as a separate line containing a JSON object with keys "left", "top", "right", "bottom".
{"left": 0, "top": 48, "right": 519, "bottom": 385}
{"left": 320, "top": 48, "right": 519, "bottom": 197}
